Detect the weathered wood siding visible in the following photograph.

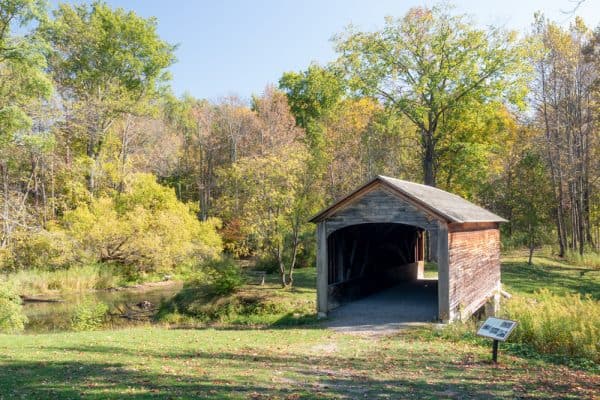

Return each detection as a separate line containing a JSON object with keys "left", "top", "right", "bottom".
{"left": 448, "top": 226, "right": 500, "bottom": 320}
{"left": 324, "top": 187, "right": 440, "bottom": 236}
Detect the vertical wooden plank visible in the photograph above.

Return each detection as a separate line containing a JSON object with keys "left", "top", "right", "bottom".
{"left": 316, "top": 222, "right": 328, "bottom": 317}
{"left": 416, "top": 231, "right": 424, "bottom": 279}
{"left": 437, "top": 222, "right": 450, "bottom": 322}
{"left": 428, "top": 229, "right": 438, "bottom": 262}
{"left": 418, "top": 231, "right": 425, "bottom": 261}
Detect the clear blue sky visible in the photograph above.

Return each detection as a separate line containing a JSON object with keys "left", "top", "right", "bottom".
{"left": 50, "top": 0, "right": 600, "bottom": 101}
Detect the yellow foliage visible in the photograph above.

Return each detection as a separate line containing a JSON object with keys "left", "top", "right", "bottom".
{"left": 62, "top": 173, "right": 222, "bottom": 273}
{"left": 503, "top": 290, "right": 600, "bottom": 363}
{"left": 2, "top": 228, "right": 79, "bottom": 271}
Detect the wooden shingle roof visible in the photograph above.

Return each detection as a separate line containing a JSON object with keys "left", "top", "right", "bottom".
{"left": 310, "top": 175, "right": 507, "bottom": 224}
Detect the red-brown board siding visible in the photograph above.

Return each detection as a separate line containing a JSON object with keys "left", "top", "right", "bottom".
{"left": 448, "top": 228, "right": 500, "bottom": 318}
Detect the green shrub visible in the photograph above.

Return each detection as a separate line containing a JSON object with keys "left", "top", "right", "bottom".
{"left": 0, "top": 282, "right": 27, "bottom": 333}
{"left": 3, "top": 228, "right": 79, "bottom": 272}
{"left": 63, "top": 173, "right": 222, "bottom": 274}
{"left": 255, "top": 244, "right": 314, "bottom": 274}
{"left": 294, "top": 244, "right": 315, "bottom": 269}
{"left": 294, "top": 230, "right": 316, "bottom": 269}
{"left": 70, "top": 298, "right": 109, "bottom": 331}
{"left": 503, "top": 289, "right": 600, "bottom": 363}
{"left": 207, "top": 257, "right": 245, "bottom": 295}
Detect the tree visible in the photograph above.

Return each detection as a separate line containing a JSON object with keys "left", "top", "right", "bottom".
{"left": 320, "top": 97, "right": 419, "bottom": 200}
{"left": 583, "top": 24, "right": 600, "bottom": 251}
{"left": 279, "top": 64, "right": 345, "bottom": 156}
{"left": 334, "top": 5, "right": 528, "bottom": 186}
{"left": 40, "top": 1, "right": 175, "bottom": 192}
{"left": 217, "top": 144, "right": 316, "bottom": 287}
{"left": 251, "top": 86, "right": 303, "bottom": 155}
{"left": 531, "top": 15, "right": 597, "bottom": 256}
{"left": 164, "top": 94, "right": 260, "bottom": 221}
{"left": 0, "top": 0, "right": 51, "bottom": 144}
{"left": 512, "top": 151, "right": 553, "bottom": 264}
{"left": 0, "top": 0, "right": 52, "bottom": 248}
{"left": 434, "top": 102, "right": 518, "bottom": 198}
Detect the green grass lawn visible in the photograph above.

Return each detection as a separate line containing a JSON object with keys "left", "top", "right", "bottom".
{"left": 1, "top": 326, "right": 598, "bottom": 399}
{"left": 501, "top": 255, "right": 600, "bottom": 299}
{"left": 0, "top": 256, "right": 598, "bottom": 399}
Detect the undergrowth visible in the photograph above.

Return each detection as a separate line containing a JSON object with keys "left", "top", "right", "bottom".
{"left": 503, "top": 289, "right": 599, "bottom": 365}
{"left": 435, "top": 289, "right": 600, "bottom": 371}
{"left": 563, "top": 250, "right": 600, "bottom": 269}
{"left": 70, "top": 298, "right": 109, "bottom": 331}
{"left": 0, "top": 282, "right": 27, "bottom": 333}
{"left": 157, "top": 266, "right": 317, "bottom": 327}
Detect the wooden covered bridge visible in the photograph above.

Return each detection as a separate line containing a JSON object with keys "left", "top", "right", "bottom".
{"left": 310, "top": 175, "right": 506, "bottom": 323}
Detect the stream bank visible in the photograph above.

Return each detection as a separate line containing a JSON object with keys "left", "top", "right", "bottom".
{"left": 22, "top": 281, "right": 183, "bottom": 332}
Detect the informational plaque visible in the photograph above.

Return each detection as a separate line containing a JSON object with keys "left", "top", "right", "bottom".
{"left": 477, "top": 317, "right": 517, "bottom": 342}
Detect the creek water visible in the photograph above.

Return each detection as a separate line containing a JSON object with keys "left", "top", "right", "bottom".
{"left": 22, "top": 281, "right": 183, "bottom": 332}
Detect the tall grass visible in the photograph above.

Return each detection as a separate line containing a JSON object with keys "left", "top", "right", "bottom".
{"left": 563, "top": 250, "right": 600, "bottom": 269}
{"left": 503, "top": 289, "right": 600, "bottom": 363}
{"left": 3, "top": 265, "right": 122, "bottom": 296}
{"left": 437, "top": 290, "right": 600, "bottom": 368}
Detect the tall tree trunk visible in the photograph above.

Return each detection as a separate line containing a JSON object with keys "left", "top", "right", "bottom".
{"left": 528, "top": 223, "right": 535, "bottom": 265}
{"left": 541, "top": 59, "right": 566, "bottom": 257}
{"left": 422, "top": 129, "right": 436, "bottom": 186}
{"left": 277, "top": 243, "right": 287, "bottom": 288}
{"left": 0, "top": 161, "right": 10, "bottom": 248}
{"left": 287, "top": 220, "right": 301, "bottom": 288}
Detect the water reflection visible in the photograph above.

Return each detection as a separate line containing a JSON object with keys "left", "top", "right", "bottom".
{"left": 23, "top": 282, "right": 183, "bottom": 332}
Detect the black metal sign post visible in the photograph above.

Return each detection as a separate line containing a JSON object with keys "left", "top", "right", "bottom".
{"left": 492, "top": 339, "right": 499, "bottom": 363}
{"left": 476, "top": 317, "right": 517, "bottom": 364}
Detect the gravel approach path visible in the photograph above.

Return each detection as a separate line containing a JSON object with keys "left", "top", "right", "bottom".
{"left": 325, "top": 280, "right": 439, "bottom": 333}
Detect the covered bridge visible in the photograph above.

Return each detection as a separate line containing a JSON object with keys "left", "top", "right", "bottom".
{"left": 310, "top": 175, "right": 506, "bottom": 323}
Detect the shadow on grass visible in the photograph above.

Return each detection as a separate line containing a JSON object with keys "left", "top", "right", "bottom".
{"left": 2, "top": 343, "right": 592, "bottom": 399}
{"left": 502, "top": 259, "right": 600, "bottom": 300}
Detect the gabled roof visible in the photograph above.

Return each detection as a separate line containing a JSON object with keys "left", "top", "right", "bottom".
{"left": 310, "top": 175, "right": 508, "bottom": 224}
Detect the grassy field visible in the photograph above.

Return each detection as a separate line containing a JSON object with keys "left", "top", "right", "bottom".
{"left": 1, "top": 326, "right": 598, "bottom": 399}
{"left": 0, "top": 256, "right": 598, "bottom": 399}
{"left": 501, "top": 255, "right": 600, "bottom": 299}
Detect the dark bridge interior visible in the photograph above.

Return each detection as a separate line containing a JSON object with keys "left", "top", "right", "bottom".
{"left": 327, "top": 223, "right": 427, "bottom": 308}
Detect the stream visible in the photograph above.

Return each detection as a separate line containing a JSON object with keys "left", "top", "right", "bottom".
{"left": 22, "top": 281, "right": 183, "bottom": 332}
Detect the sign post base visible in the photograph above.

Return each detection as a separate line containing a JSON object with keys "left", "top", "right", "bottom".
{"left": 492, "top": 339, "right": 499, "bottom": 363}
